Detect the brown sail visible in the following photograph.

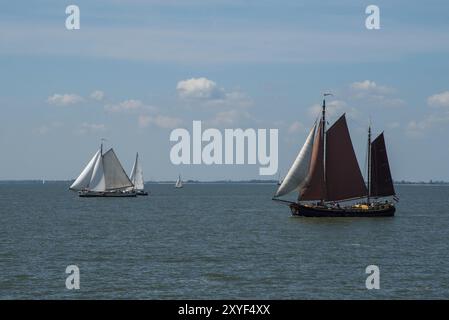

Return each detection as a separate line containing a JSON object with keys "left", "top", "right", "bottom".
{"left": 370, "top": 133, "right": 395, "bottom": 197}
{"left": 325, "top": 114, "right": 368, "bottom": 201}
{"left": 300, "top": 120, "right": 326, "bottom": 200}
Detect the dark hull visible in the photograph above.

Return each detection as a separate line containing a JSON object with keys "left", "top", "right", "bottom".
{"left": 136, "top": 190, "right": 149, "bottom": 196}
{"left": 290, "top": 203, "right": 395, "bottom": 217}
{"left": 79, "top": 191, "right": 137, "bottom": 198}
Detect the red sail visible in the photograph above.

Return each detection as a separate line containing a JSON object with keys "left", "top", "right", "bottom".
{"left": 300, "top": 121, "right": 326, "bottom": 200}
{"left": 325, "top": 115, "right": 368, "bottom": 201}
{"left": 370, "top": 133, "right": 395, "bottom": 197}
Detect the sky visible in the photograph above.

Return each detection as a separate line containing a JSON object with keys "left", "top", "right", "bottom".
{"left": 1, "top": 0, "right": 449, "bottom": 181}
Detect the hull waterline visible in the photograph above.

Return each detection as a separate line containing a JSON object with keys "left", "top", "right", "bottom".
{"left": 289, "top": 203, "right": 395, "bottom": 217}
{"left": 78, "top": 191, "right": 137, "bottom": 198}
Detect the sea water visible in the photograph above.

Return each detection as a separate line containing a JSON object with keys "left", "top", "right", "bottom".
{"left": 0, "top": 183, "right": 448, "bottom": 299}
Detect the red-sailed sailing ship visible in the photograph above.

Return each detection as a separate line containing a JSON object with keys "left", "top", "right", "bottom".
{"left": 273, "top": 95, "right": 397, "bottom": 217}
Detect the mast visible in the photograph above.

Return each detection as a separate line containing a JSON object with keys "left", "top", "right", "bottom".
{"left": 321, "top": 97, "right": 326, "bottom": 203}
{"left": 100, "top": 138, "right": 106, "bottom": 156}
{"left": 367, "top": 125, "right": 371, "bottom": 204}
{"left": 322, "top": 93, "right": 332, "bottom": 203}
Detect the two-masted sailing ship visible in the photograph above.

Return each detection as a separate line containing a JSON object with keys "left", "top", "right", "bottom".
{"left": 273, "top": 96, "right": 397, "bottom": 217}
{"left": 129, "top": 152, "right": 148, "bottom": 196}
{"left": 69, "top": 144, "right": 137, "bottom": 197}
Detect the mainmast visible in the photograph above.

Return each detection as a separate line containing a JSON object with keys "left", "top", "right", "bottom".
{"left": 321, "top": 97, "right": 326, "bottom": 203}
{"left": 322, "top": 93, "right": 332, "bottom": 203}
{"left": 100, "top": 138, "right": 106, "bottom": 156}
{"left": 367, "top": 125, "right": 372, "bottom": 204}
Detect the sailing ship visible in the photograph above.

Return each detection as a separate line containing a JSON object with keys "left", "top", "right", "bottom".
{"left": 129, "top": 152, "right": 148, "bottom": 196}
{"left": 273, "top": 96, "right": 396, "bottom": 217}
{"left": 175, "top": 174, "right": 183, "bottom": 188}
{"left": 69, "top": 143, "right": 136, "bottom": 197}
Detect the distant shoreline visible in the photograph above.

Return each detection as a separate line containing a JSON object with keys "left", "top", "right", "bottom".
{"left": 1, "top": 180, "right": 448, "bottom": 185}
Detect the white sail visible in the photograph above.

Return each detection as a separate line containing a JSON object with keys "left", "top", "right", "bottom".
{"left": 103, "top": 149, "right": 134, "bottom": 190}
{"left": 89, "top": 152, "right": 106, "bottom": 192}
{"left": 175, "top": 175, "right": 183, "bottom": 188}
{"left": 70, "top": 149, "right": 101, "bottom": 191}
{"left": 130, "top": 153, "right": 145, "bottom": 191}
{"left": 274, "top": 122, "right": 317, "bottom": 197}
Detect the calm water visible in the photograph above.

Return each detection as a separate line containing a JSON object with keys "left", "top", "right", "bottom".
{"left": 0, "top": 183, "right": 448, "bottom": 299}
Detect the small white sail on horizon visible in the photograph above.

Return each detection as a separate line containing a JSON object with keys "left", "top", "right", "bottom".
{"left": 274, "top": 122, "right": 317, "bottom": 198}
{"left": 129, "top": 153, "right": 145, "bottom": 191}
{"left": 277, "top": 173, "right": 283, "bottom": 186}
{"left": 175, "top": 175, "right": 183, "bottom": 188}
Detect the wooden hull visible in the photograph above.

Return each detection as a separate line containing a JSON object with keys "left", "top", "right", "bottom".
{"left": 289, "top": 203, "right": 395, "bottom": 217}
{"left": 79, "top": 191, "right": 137, "bottom": 198}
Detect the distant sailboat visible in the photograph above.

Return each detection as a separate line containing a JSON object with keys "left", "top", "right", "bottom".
{"left": 129, "top": 152, "right": 148, "bottom": 196}
{"left": 175, "top": 175, "right": 183, "bottom": 188}
{"left": 277, "top": 173, "right": 283, "bottom": 186}
{"left": 273, "top": 95, "right": 396, "bottom": 217}
{"left": 69, "top": 143, "right": 136, "bottom": 197}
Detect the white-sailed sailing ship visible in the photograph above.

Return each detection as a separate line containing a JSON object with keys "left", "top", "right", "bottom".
{"left": 273, "top": 95, "right": 397, "bottom": 217}
{"left": 69, "top": 143, "right": 136, "bottom": 197}
{"left": 129, "top": 152, "right": 148, "bottom": 196}
{"left": 175, "top": 175, "right": 183, "bottom": 188}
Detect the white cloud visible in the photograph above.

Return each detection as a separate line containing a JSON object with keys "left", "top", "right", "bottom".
{"left": 406, "top": 113, "right": 449, "bottom": 137}
{"left": 138, "top": 115, "right": 182, "bottom": 129}
{"left": 351, "top": 80, "right": 378, "bottom": 91}
{"left": 90, "top": 90, "right": 105, "bottom": 101}
{"left": 76, "top": 122, "right": 106, "bottom": 135}
{"left": 349, "top": 80, "right": 403, "bottom": 108}
{"left": 177, "top": 77, "right": 224, "bottom": 100}
{"left": 177, "top": 77, "right": 253, "bottom": 109}
{"left": 207, "top": 91, "right": 253, "bottom": 108}
{"left": 288, "top": 121, "right": 305, "bottom": 134}
{"left": 308, "top": 100, "right": 356, "bottom": 119}
{"left": 406, "top": 91, "right": 449, "bottom": 136}
{"left": 350, "top": 80, "right": 394, "bottom": 95}
{"left": 105, "top": 99, "right": 157, "bottom": 113}
{"left": 47, "top": 93, "right": 83, "bottom": 106}
{"left": 427, "top": 91, "right": 449, "bottom": 108}
{"left": 206, "top": 109, "right": 253, "bottom": 127}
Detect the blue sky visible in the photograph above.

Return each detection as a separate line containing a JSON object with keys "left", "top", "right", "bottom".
{"left": 1, "top": 0, "right": 449, "bottom": 181}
